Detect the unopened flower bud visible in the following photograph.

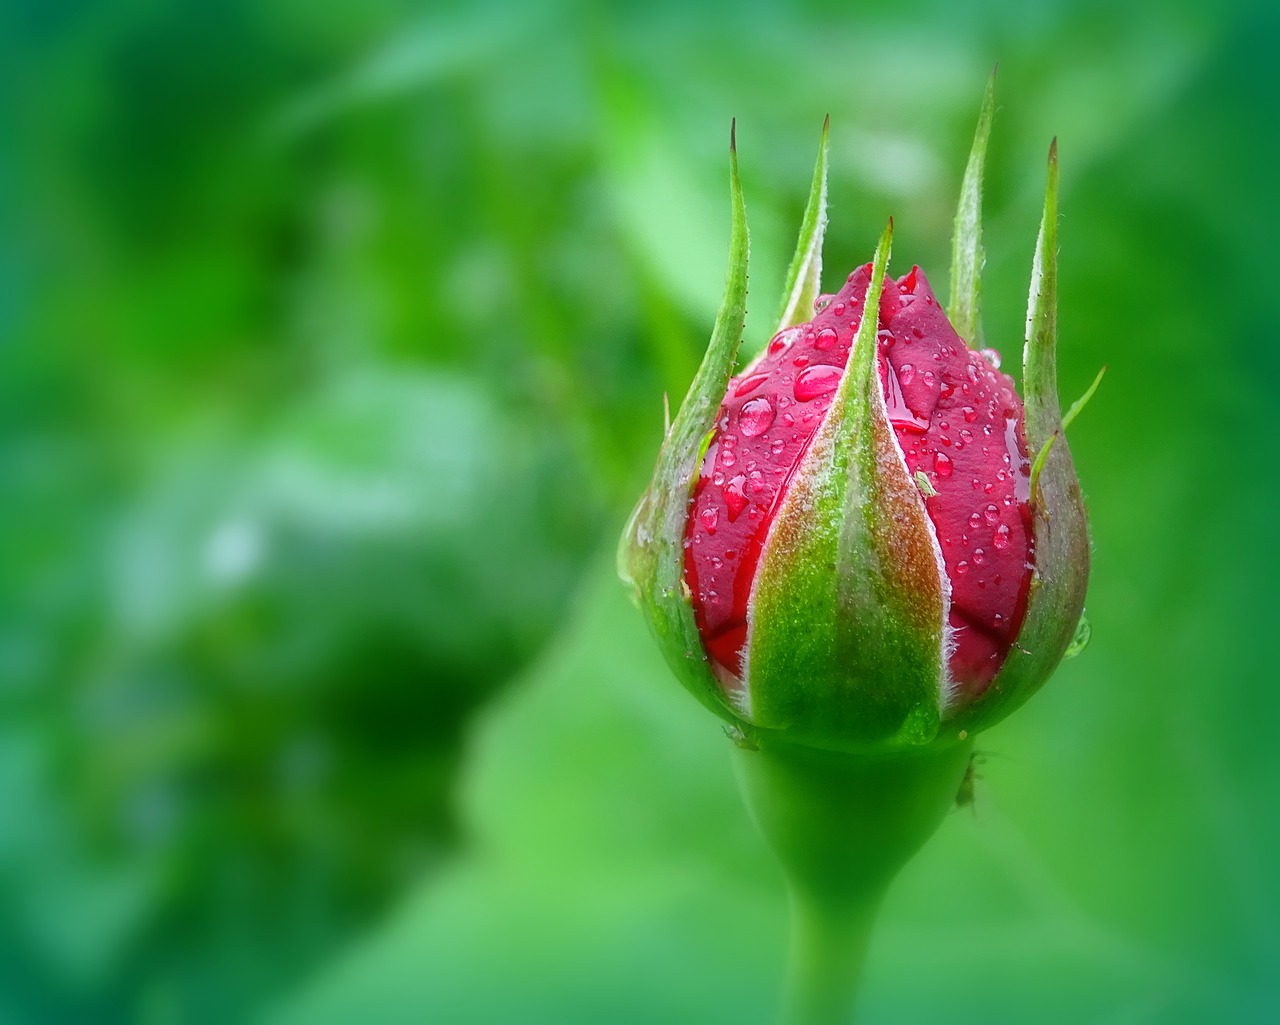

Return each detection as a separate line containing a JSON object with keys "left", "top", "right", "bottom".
{"left": 621, "top": 102, "right": 1089, "bottom": 754}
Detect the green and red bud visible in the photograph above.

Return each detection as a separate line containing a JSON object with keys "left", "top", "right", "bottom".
{"left": 620, "top": 96, "right": 1089, "bottom": 754}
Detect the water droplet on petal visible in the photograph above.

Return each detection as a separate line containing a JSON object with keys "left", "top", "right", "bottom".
{"left": 724, "top": 475, "right": 749, "bottom": 521}
{"left": 794, "top": 364, "right": 842, "bottom": 402}
{"left": 734, "top": 373, "right": 770, "bottom": 398}
{"left": 980, "top": 347, "right": 1002, "bottom": 369}
{"left": 984, "top": 503, "right": 999, "bottom": 524}
{"left": 992, "top": 523, "right": 1011, "bottom": 550}
{"left": 884, "top": 362, "right": 929, "bottom": 434}
{"left": 815, "top": 327, "right": 839, "bottom": 350}
{"left": 899, "top": 363, "right": 915, "bottom": 386}
{"left": 768, "top": 326, "right": 803, "bottom": 356}
{"left": 934, "top": 452, "right": 953, "bottom": 478}
{"left": 700, "top": 507, "right": 719, "bottom": 534}
{"left": 738, "top": 397, "right": 776, "bottom": 437}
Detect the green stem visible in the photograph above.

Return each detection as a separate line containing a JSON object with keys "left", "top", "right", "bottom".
{"left": 733, "top": 736, "right": 974, "bottom": 1025}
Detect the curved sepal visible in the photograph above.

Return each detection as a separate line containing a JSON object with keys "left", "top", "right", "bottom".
{"left": 618, "top": 122, "right": 751, "bottom": 724}
{"left": 775, "top": 116, "right": 830, "bottom": 332}
{"left": 951, "top": 140, "right": 1089, "bottom": 735}
{"left": 746, "top": 223, "right": 948, "bottom": 753}
{"left": 948, "top": 69, "right": 996, "bottom": 346}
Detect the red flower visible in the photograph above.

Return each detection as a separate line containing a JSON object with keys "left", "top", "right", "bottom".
{"left": 686, "top": 264, "right": 1033, "bottom": 698}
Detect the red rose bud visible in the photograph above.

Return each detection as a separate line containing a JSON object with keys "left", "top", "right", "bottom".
{"left": 620, "top": 96, "right": 1089, "bottom": 753}
{"left": 687, "top": 263, "right": 1032, "bottom": 695}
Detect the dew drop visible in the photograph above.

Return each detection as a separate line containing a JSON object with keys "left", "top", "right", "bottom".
{"left": 815, "top": 327, "right": 839, "bottom": 350}
{"left": 794, "top": 364, "right": 842, "bottom": 402}
{"left": 984, "top": 503, "right": 999, "bottom": 524}
{"left": 956, "top": 560, "right": 970, "bottom": 575}
{"left": 884, "top": 362, "right": 929, "bottom": 433}
{"left": 980, "top": 347, "right": 1002, "bottom": 369}
{"left": 739, "top": 397, "right": 776, "bottom": 437}
{"left": 1004, "top": 415, "right": 1030, "bottom": 504}
{"left": 993, "top": 523, "right": 1011, "bottom": 550}
{"left": 899, "top": 363, "right": 916, "bottom": 386}
{"left": 700, "top": 507, "right": 719, "bottom": 534}
{"left": 768, "top": 326, "right": 803, "bottom": 356}
{"left": 1064, "top": 615, "right": 1092, "bottom": 658}
{"left": 724, "top": 475, "right": 749, "bottom": 521}
{"left": 934, "top": 452, "right": 954, "bottom": 478}
{"left": 969, "top": 512, "right": 983, "bottom": 530}
{"left": 972, "top": 548, "right": 986, "bottom": 566}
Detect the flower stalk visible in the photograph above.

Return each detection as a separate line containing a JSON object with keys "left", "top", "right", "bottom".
{"left": 734, "top": 734, "right": 974, "bottom": 1024}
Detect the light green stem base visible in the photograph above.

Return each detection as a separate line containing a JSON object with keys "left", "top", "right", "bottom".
{"left": 733, "top": 737, "right": 974, "bottom": 1025}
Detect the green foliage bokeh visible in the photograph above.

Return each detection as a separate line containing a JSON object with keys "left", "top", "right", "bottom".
{"left": 1, "top": 0, "right": 1276, "bottom": 1022}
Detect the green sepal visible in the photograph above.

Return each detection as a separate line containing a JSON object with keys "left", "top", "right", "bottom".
{"left": 775, "top": 116, "right": 830, "bottom": 332}
{"left": 948, "top": 69, "right": 996, "bottom": 347}
{"left": 950, "top": 140, "right": 1089, "bottom": 735}
{"left": 746, "top": 222, "right": 947, "bottom": 753}
{"left": 618, "top": 122, "right": 751, "bottom": 725}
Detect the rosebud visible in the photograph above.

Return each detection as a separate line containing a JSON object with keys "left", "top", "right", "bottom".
{"left": 620, "top": 96, "right": 1089, "bottom": 754}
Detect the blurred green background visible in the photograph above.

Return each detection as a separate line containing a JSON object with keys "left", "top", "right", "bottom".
{"left": 1, "top": 0, "right": 1276, "bottom": 1022}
